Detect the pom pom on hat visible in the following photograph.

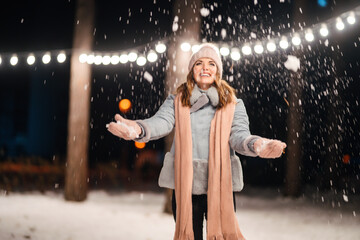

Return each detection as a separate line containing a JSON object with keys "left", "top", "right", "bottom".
{"left": 188, "top": 43, "right": 223, "bottom": 79}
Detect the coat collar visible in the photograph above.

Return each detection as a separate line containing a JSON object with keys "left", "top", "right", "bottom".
{"left": 190, "top": 84, "right": 219, "bottom": 113}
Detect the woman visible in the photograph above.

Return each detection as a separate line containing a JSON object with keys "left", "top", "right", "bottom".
{"left": 107, "top": 43, "right": 286, "bottom": 240}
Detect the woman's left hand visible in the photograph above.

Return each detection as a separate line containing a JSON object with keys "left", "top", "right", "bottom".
{"left": 254, "top": 138, "right": 287, "bottom": 158}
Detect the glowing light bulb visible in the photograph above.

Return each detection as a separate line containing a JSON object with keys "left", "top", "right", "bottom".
{"left": 102, "top": 55, "right": 111, "bottom": 65}
{"left": 10, "top": 55, "right": 18, "bottom": 66}
{"left": 136, "top": 56, "right": 146, "bottom": 66}
{"left": 128, "top": 52, "right": 138, "bottom": 62}
{"left": 119, "top": 53, "right": 129, "bottom": 64}
{"left": 135, "top": 141, "right": 146, "bottom": 149}
{"left": 27, "top": 54, "right": 36, "bottom": 65}
{"left": 319, "top": 25, "right": 329, "bottom": 37}
{"left": 347, "top": 13, "right": 356, "bottom": 25}
{"left": 254, "top": 44, "right": 264, "bottom": 54}
{"left": 291, "top": 34, "right": 301, "bottom": 46}
{"left": 220, "top": 46, "right": 230, "bottom": 56}
{"left": 155, "top": 43, "right": 166, "bottom": 53}
{"left": 119, "top": 98, "right": 131, "bottom": 113}
{"left": 266, "top": 42, "right": 276, "bottom": 52}
{"left": 86, "top": 54, "right": 95, "bottom": 64}
{"left": 180, "top": 42, "right": 191, "bottom": 52}
{"left": 279, "top": 37, "right": 289, "bottom": 49}
{"left": 79, "top": 53, "right": 87, "bottom": 63}
{"left": 241, "top": 45, "right": 252, "bottom": 55}
{"left": 119, "top": 99, "right": 131, "bottom": 113}
{"left": 230, "top": 48, "right": 241, "bottom": 61}
{"left": 57, "top": 52, "right": 66, "bottom": 63}
{"left": 0, "top": 56, "right": 2, "bottom": 65}
{"left": 110, "top": 55, "right": 120, "bottom": 65}
{"left": 94, "top": 55, "right": 102, "bottom": 65}
{"left": 305, "top": 30, "right": 314, "bottom": 42}
{"left": 42, "top": 53, "right": 51, "bottom": 64}
{"left": 336, "top": 18, "right": 345, "bottom": 31}
{"left": 192, "top": 44, "right": 200, "bottom": 53}
{"left": 147, "top": 51, "right": 158, "bottom": 62}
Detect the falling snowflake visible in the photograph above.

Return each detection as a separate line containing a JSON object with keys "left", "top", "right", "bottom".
{"left": 200, "top": 8, "right": 210, "bottom": 17}
{"left": 144, "top": 71, "right": 153, "bottom": 83}
{"left": 284, "top": 55, "right": 300, "bottom": 72}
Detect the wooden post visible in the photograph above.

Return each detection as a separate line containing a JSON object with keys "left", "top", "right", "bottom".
{"left": 284, "top": 1, "right": 307, "bottom": 197}
{"left": 64, "top": 0, "right": 95, "bottom": 201}
{"left": 163, "top": 0, "right": 202, "bottom": 213}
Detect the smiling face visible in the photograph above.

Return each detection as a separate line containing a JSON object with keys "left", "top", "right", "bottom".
{"left": 192, "top": 57, "right": 218, "bottom": 90}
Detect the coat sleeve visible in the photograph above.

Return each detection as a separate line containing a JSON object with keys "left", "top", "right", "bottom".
{"left": 135, "top": 94, "right": 175, "bottom": 142}
{"left": 229, "top": 99, "right": 260, "bottom": 157}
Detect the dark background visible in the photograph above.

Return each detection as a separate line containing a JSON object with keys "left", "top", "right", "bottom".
{"left": 0, "top": 0, "right": 359, "bottom": 194}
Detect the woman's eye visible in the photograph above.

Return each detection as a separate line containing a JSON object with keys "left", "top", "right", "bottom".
{"left": 195, "top": 62, "right": 202, "bottom": 65}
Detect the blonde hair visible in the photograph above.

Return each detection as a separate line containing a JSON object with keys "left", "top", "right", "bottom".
{"left": 176, "top": 69, "right": 236, "bottom": 109}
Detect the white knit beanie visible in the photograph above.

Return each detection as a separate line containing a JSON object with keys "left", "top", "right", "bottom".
{"left": 188, "top": 43, "right": 223, "bottom": 79}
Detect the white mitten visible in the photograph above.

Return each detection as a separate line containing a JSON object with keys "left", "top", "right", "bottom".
{"left": 254, "top": 138, "right": 287, "bottom": 158}
{"left": 106, "top": 114, "right": 142, "bottom": 140}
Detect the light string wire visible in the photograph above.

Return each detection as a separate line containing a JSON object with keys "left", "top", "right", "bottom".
{"left": 0, "top": 5, "right": 359, "bottom": 67}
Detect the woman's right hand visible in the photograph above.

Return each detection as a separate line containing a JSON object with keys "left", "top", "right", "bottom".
{"left": 107, "top": 114, "right": 142, "bottom": 140}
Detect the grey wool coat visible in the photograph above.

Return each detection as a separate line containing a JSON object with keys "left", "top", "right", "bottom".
{"left": 136, "top": 86, "right": 260, "bottom": 195}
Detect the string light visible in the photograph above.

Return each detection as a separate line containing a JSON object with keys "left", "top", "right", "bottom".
{"left": 241, "top": 45, "right": 252, "bottom": 55}
{"left": 110, "top": 55, "right": 120, "bottom": 65}
{"left": 128, "top": 52, "right": 137, "bottom": 62}
{"left": 279, "top": 37, "right": 289, "bottom": 49}
{"left": 119, "top": 53, "right": 129, "bottom": 64}
{"left": 136, "top": 55, "right": 146, "bottom": 66}
{"left": 220, "top": 46, "right": 230, "bottom": 56}
{"left": 57, "top": 52, "right": 66, "bottom": 63}
{"left": 10, "top": 55, "right": 18, "bottom": 66}
{"left": 155, "top": 43, "right": 166, "bottom": 53}
{"left": 27, "top": 54, "right": 36, "bottom": 65}
{"left": 79, "top": 53, "right": 87, "bottom": 63}
{"left": 191, "top": 44, "right": 200, "bottom": 53}
{"left": 266, "top": 42, "right": 276, "bottom": 52}
{"left": 291, "top": 34, "right": 301, "bottom": 46}
{"left": 1, "top": 5, "right": 359, "bottom": 67}
{"left": 42, "top": 52, "right": 51, "bottom": 64}
{"left": 94, "top": 55, "right": 102, "bottom": 65}
{"left": 305, "top": 30, "right": 315, "bottom": 42}
{"left": 347, "top": 12, "right": 356, "bottom": 24}
{"left": 180, "top": 42, "right": 191, "bottom": 52}
{"left": 336, "top": 18, "right": 345, "bottom": 30}
{"left": 86, "top": 54, "right": 95, "bottom": 64}
{"left": 230, "top": 48, "right": 241, "bottom": 61}
{"left": 102, "top": 55, "right": 111, "bottom": 65}
{"left": 319, "top": 24, "right": 329, "bottom": 37}
{"left": 254, "top": 43, "right": 264, "bottom": 54}
{"left": 147, "top": 50, "right": 158, "bottom": 62}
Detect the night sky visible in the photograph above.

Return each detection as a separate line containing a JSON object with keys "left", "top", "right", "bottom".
{"left": 0, "top": 0, "right": 359, "bottom": 188}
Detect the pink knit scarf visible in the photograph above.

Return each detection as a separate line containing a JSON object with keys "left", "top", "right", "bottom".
{"left": 174, "top": 95, "right": 245, "bottom": 240}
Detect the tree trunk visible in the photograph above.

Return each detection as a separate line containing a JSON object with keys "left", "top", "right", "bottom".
{"left": 163, "top": 0, "right": 202, "bottom": 214}
{"left": 64, "top": 0, "right": 95, "bottom": 201}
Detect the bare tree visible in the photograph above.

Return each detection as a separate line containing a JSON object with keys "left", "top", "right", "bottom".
{"left": 64, "top": 0, "right": 95, "bottom": 201}
{"left": 163, "top": 0, "right": 202, "bottom": 213}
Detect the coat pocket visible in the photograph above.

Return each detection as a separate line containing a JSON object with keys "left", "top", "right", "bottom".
{"left": 158, "top": 152, "right": 175, "bottom": 189}
{"left": 231, "top": 155, "right": 244, "bottom": 192}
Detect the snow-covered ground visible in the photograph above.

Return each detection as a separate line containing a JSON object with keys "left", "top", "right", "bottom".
{"left": 0, "top": 188, "right": 359, "bottom": 240}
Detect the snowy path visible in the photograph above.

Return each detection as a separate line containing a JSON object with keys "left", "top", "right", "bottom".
{"left": 0, "top": 189, "right": 359, "bottom": 240}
